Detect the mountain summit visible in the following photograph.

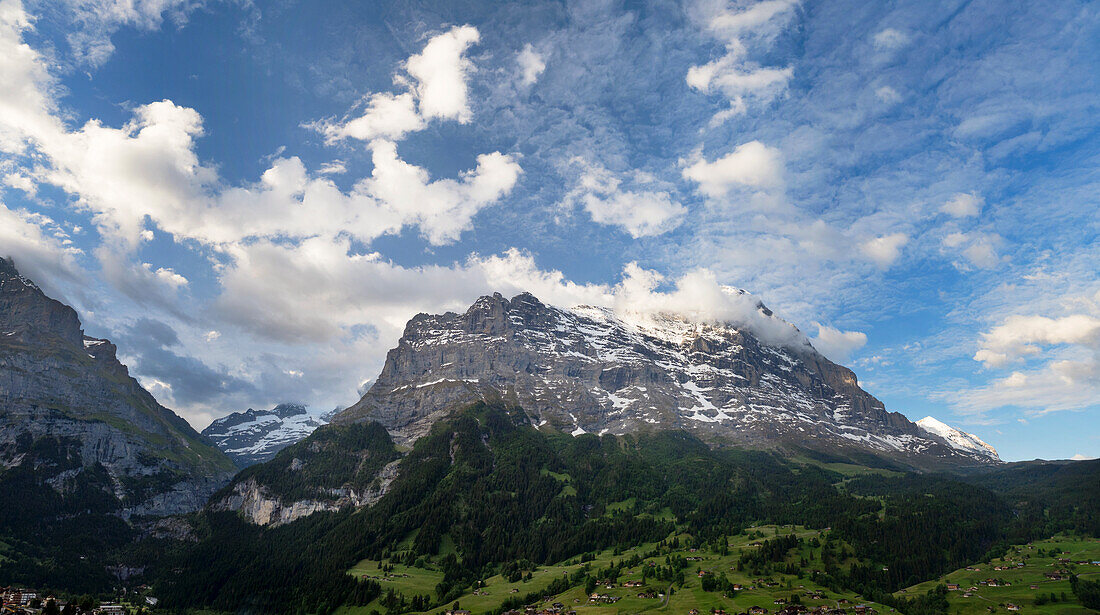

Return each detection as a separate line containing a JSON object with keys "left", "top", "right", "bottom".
{"left": 335, "top": 292, "right": 997, "bottom": 469}
{"left": 916, "top": 416, "right": 1000, "bottom": 461}
{"left": 0, "top": 257, "right": 235, "bottom": 517}
{"left": 201, "top": 403, "right": 329, "bottom": 467}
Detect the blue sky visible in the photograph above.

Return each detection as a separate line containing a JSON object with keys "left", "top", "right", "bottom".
{"left": 0, "top": 0, "right": 1097, "bottom": 461}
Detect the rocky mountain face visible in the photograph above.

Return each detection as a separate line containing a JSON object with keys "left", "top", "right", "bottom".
{"left": 201, "top": 403, "right": 329, "bottom": 467}
{"left": 917, "top": 416, "right": 1000, "bottom": 461}
{"left": 207, "top": 422, "right": 401, "bottom": 526}
{"left": 335, "top": 292, "right": 999, "bottom": 470}
{"left": 0, "top": 258, "right": 235, "bottom": 518}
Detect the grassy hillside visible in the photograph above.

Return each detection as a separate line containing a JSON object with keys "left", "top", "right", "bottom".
{"left": 339, "top": 525, "right": 895, "bottom": 615}
{"left": 155, "top": 403, "right": 1056, "bottom": 615}
{"left": 899, "top": 535, "right": 1100, "bottom": 615}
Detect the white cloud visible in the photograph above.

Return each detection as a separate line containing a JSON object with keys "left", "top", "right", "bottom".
{"left": 0, "top": 6, "right": 519, "bottom": 253}
{"left": 311, "top": 25, "right": 479, "bottom": 143}
{"left": 941, "top": 192, "right": 983, "bottom": 217}
{"left": 405, "top": 25, "right": 480, "bottom": 122}
{"left": 316, "top": 92, "right": 425, "bottom": 143}
{"left": 682, "top": 140, "right": 784, "bottom": 197}
{"left": 213, "top": 236, "right": 810, "bottom": 356}
{"left": 949, "top": 308, "right": 1100, "bottom": 417}
{"left": 0, "top": 199, "right": 82, "bottom": 294}
{"left": 859, "top": 232, "right": 908, "bottom": 268}
{"left": 517, "top": 43, "right": 546, "bottom": 85}
{"left": 566, "top": 160, "right": 685, "bottom": 238}
{"left": 686, "top": 0, "right": 799, "bottom": 120}
{"left": 974, "top": 314, "right": 1100, "bottom": 368}
{"left": 612, "top": 263, "right": 810, "bottom": 350}
{"left": 3, "top": 171, "right": 35, "bottom": 195}
{"left": 811, "top": 323, "right": 868, "bottom": 362}
{"left": 50, "top": 0, "right": 203, "bottom": 66}
{"left": 872, "top": 28, "right": 909, "bottom": 51}
{"left": 942, "top": 231, "right": 1001, "bottom": 269}
{"left": 874, "top": 85, "right": 901, "bottom": 103}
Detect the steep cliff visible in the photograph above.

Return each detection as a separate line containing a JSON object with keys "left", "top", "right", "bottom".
{"left": 0, "top": 257, "right": 235, "bottom": 518}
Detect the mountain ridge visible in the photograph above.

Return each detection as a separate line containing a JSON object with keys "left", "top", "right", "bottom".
{"left": 201, "top": 403, "right": 329, "bottom": 467}
{"left": 0, "top": 257, "right": 235, "bottom": 517}
{"left": 916, "top": 415, "right": 1000, "bottom": 461}
{"left": 334, "top": 291, "right": 998, "bottom": 470}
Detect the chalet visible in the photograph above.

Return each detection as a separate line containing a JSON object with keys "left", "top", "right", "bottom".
{"left": 622, "top": 580, "right": 644, "bottom": 588}
{"left": 774, "top": 598, "right": 788, "bottom": 605}
{"left": 1005, "top": 604, "right": 1019, "bottom": 611}
{"left": 689, "top": 610, "right": 699, "bottom": 615}
{"left": 96, "top": 603, "right": 126, "bottom": 615}
{"left": 946, "top": 584, "right": 960, "bottom": 591}
{"left": 1030, "top": 584, "right": 1039, "bottom": 590}
{"left": 733, "top": 584, "right": 744, "bottom": 591}
{"left": 638, "top": 592, "right": 658, "bottom": 599}
{"left": 749, "top": 606, "right": 769, "bottom": 615}
{"left": 962, "top": 593, "right": 972, "bottom": 598}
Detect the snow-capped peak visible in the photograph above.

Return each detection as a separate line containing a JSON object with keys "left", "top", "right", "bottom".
{"left": 916, "top": 416, "right": 999, "bottom": 461}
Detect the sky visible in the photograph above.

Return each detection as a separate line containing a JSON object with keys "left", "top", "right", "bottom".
{"left": 0, "top": 0, "right": 1097, "bottom": 462}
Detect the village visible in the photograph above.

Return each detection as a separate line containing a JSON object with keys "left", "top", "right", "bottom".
{"left": 1, "top": 587, "right": 157, "bottom": 615}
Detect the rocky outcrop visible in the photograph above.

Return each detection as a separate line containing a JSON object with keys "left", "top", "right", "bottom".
{"left": 201, "top": 403, "right": 328, "bottom": 467}
{"left": 335, "top": 292, "right": 998, "bottom": 469}
{"left": 0, "top": 257, "right": 235, "bottom": 518}
{"left": 210, "top": 458, "right": 401, "bottom": 526}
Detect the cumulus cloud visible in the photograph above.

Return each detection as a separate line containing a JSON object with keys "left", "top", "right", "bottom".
{"left": 682, "top": 140, "right": 784, "bottom": 197}
{"left": 974, "top": 314, "right": 1100, "bottom": 368}
{"left": 405, "top": 25, "right": 481, "bottom": 122}
{"left": 517, "top": 43, "right": 546, "bottom": 85}
{"left": 0, "top": 199, "right": 83, "bottom": 296}
{"left": 941, "top": 192, "right": 984, "bottom": 217}
{"left": 315, "top": 92, "right": 425, "bottom": 143}
{"left": 859, "top": 232, "right": 908, "bottom": 268}
{"left": 0, "top": 5, "right": 520, "bottom": 253}
{"left": 311, "top": 25, "right": 479, "bottom": 142}
{"left": 612, "top": 263, "right": 810, "bottom": 350}
{"left": 565, "top": 159, "right": 685, "bottom": 237}
{"left": 949, "top": 305, "right": 1100, "bottom": 418}
{"left": 810, "top": 323, "right": 868, "bottom": 362}
{"left": 686, "top": 0, "right": 799, "bottom": 121}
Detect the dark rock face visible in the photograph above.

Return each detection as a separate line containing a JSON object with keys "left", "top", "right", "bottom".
{"left": 336, "top": 292, "right": 996, "bottom": 469}
{"left": 201, "top": 403, "right": 328, "bottom": 467}
{"left": 0, "top": 258, "right": 235, "bottom": 517}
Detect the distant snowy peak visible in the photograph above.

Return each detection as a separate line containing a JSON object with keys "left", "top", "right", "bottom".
{"left": 202, "top": 403, "right": 328, "bottom": 467}
{"left": 916, "top": 416, "right": 999, "bottom": 461}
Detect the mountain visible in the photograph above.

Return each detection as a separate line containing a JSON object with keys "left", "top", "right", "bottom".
{"left": 916, "top": 416, "right": 1000, "bottom": 461}
{"left": 334, "top": 292, "right": 997, "bottom": 470}
{"left": 0, "top": 257, "right": 235, "bottom": 518}
{"left": 201, "top": 403, "right": 329, "bottom": 467}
